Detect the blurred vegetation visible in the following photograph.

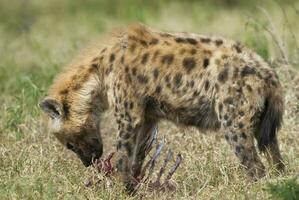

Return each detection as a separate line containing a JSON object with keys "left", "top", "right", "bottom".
{"left": 266, "top": 177, "right": 299, "bottom": 200}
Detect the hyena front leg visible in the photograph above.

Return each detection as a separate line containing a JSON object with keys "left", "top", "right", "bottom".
{"left": 218, "top": 101, "right": 266, "bottom": 180}
{"left": 113, "top": 85, "right": 156, "bottom": 191}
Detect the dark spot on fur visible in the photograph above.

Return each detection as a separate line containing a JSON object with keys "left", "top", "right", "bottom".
{"left": 101, "top": 48, "right": 107, "bottom": 53}
{"left": 116, "top": 141, "right": 122, "bottom": 150}
{"left": 246, "top": 85, "right": 253, "bottom": 92}
{"left": 124, "top": 101, "right": 128, "bottom": 109}
{"left": 239, "top": 111, "right": 244, "bottom": 116}
{"left": 233, "top": 68, "right": 239, "bottom": 79}
{"left": 241, "top": 155, "right": 248, "bottom": 165}
{"left": 127, "top": 124, "right": 133, "bottom": 132}
{"left": 232, "top": 135, "right": 238, "bottom": 142}
{"left": 204, "top": 80, "right": 210, "bottom": 91}
{"left": 238, "top": 122, "right": 244, "bottom": 129}
{"left": 141, "top": 53, "right": 149, "bottom": 65}
{"left": 186, "top": 38, "right": 198, "bottom": 45}
{"left": 152, "top": 50, "right": 160, "bottom": 62}
{"left": 60, "top": 89, "right": 69, "bottom": 95}
{"left": 218, "top": 103, "right": 223, "bottom": 113}
{"left": 155, "top": 85, "right": 162, "bottom": 94}
{"left": 153, "top": 68, "right": 159, "bottom": 79}
{"left": 125, "top": 66, "right": 129, "bottom": 73}
{"left": 90, "top": 63, "right": 98, "bottom": 72}
{"left": 190, "top": 80, "right": 194, "bottom": 88}
{"left": 175, "top": 37, "right": 197, "bottom": 45}
{"left": 132, "top": 67, "right": 137, "bottom": 76}
{"left": 72, "top": 83, "right": 82, "bottom": 91}
{"left": 192, "top": 90, "right": 199, "bottom": 97}
{"left": 105, "top": 64, "right": 113, "bottom": 75}
{"left": 123, "top": 142, "right": 133, "bottom": 156}
{"left": 215, "top": 83, "right": 219, "bottom": 92}
{"left": 92, "top": 57, "right": 99, "bottom": 62}
{"left": 233, "top": 42, "right": 242, "bottom": 53}
{"left": 109, "top": 54, "right": 115, "bottom": 63}
{"left": 200, "top": 38, "right": 211, "bottom": 43}
{"left": 62, "top": 100, "right": 70, "bottom": 119}
{"left": 174, "top": 73, "right": 182, "bottom": 88}
{"left": 130, "top": 43, "right": 136, "bottom": 52}
{"left": 203, "top": 58, "right": 209, "bottom": 68}
{"left": 121, "top": 55, "right": 125, "bottom": 64}
{"left": 224, "top": 114, "right": 228, "bottom": 120}
{"left": 235, "top": 146, "right": 241, "bottom": 153}
{"left": 224, "top": 97, "right": 233, "bottom": 105}
{"left": 137, "top": 74, "right": 148, "bottom": 84}
{"left": 271, "top": 80, "right": 278, "bottom": 87}
{"left": 165, "top": 74, "right": 170, "bottom": 83}
{"left": 225, "top": 134, "right": 229, "bottom": 141}
{"left": 215, "top": 39, "right": 223, "bottom": 46}
{"left": 149, "top": 38, "right": 159, "bottom": 45}
{"left": 129, "top": 102, "right": 134, "bottom": 109}
{"left": 161, "top": 54, "right": 174, "bottom": 65}
{"left": 190, "top": 49, "right": 197, "bottom": 55}
{"left": 241, "top": 132, "right": 247, "bottom": 139}
{"left": 175, "top": 37, "right": 185, "bottom": 43}
{"left": 226, "top": 120, "right": 232, "bottom": 126}
{"left": 241, "top": 66, "right": 256, "bottom": 77}
{"left": 183, "top": 57, "right": 196, "bottom": 72}
{"left": 139, "top": 39, "right": 147, "bottom": 46}
{"left": 218, "top": 68, "right": 229, "bottom": 83}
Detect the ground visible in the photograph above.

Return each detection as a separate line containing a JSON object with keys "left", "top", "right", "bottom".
{"left": 0, "top": 0, "right": 298, "bottom": 199}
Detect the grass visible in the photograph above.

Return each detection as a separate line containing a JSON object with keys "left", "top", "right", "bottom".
{"left": 0, "top": 0, "right": 298, "bottom": 199}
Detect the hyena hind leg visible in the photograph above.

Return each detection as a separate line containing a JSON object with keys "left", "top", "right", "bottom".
{"left": 263, "top": 137, "right": 285, "bottom": 173}
{"left": 220, "top": 105, "right": 266, "bottom": 180}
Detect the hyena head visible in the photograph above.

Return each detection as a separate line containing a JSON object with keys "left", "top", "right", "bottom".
{"left": 40, "top": 65, "right": 108, "bottom": 167}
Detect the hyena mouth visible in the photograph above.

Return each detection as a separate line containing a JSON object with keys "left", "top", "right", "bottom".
{"left": 77, "top": 151, "right": 100, "bottom": 167}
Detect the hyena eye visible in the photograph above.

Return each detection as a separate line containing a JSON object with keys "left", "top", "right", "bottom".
{"left": 66, "top": 142, "right": 75, "bottom": 150}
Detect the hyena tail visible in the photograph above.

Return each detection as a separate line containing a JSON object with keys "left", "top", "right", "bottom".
{"left": 258, "top": 88, "right": 284, "bottom": 152}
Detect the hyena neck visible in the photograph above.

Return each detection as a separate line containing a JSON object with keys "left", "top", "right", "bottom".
{"left": 69, "top": 30, "right": 126, "bottom": 121}
{"left": 96, "top": 45, "right": 125, "bottom": 108}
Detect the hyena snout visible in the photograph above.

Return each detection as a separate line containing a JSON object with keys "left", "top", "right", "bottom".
{"left": 67, "top": 137, "right": 103, "bottom": 167}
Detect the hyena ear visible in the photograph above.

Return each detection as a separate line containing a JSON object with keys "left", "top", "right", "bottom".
{"left": 39, "top": 98, "right": 63, "bottom": 119}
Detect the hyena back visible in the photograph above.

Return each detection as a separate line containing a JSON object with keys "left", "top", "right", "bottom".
{"left": 40, "top": 23, "right": 284, "bottom": 190}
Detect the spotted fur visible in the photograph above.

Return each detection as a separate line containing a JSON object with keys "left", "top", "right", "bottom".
{"left": 41, "top": 23, "right": 285, "bottom": 190}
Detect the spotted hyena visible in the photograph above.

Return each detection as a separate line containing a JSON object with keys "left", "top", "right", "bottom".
{"left": 40, "top": 23, "right": 285, "bottom": 190}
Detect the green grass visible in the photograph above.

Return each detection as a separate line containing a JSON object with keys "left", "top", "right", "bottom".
{"left": 266, "top": 177, "right": 299, "bottom": 200}
{"left": 1, "top": 0, "right": 299, "bottom": 199}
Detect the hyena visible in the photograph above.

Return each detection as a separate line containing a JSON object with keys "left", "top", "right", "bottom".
{"left": 40, "top": 23, "right": 284, "bottom": 191}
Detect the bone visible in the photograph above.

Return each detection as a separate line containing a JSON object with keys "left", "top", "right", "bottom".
{"left": 85, "top": 128, "right": 183, "bottom": 194}
{"left": 155, "top": 150, "right": 173, "bottom": 184}
{"left": 142, "top": 138, "right": 165, "bottom": 183}
{"left": 144, "top": 125, "right": 158, "bottom": 155}
{"left": 164, "top": 154, "right": 182, "bottom": 183}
